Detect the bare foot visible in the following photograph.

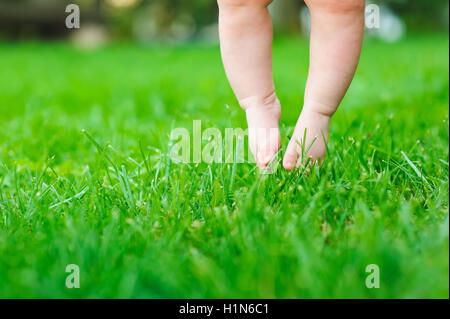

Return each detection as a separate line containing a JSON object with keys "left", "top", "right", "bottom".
{"left": 283, "top": 106, "right": 330, "bottom": 170}
{"left": 240, "top": 93, "right": 281, "bottom": 168}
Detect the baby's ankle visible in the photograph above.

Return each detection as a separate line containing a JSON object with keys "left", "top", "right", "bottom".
{"left": 239, "top": 91, "right": 280, "bottom": 112}
{"left": 302, "top": 99, "right": 336, "bottom": 119}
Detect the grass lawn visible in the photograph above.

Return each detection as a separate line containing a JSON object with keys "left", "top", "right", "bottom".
{"left": 0, "top": 34, "right": 448, "bottom": 299}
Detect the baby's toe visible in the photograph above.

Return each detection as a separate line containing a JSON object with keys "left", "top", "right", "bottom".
{"left": 256, "top": 133, "right": 280, "bottom": 168}
{"left": 283, "top": 139, "right": 300, "bottom": 171}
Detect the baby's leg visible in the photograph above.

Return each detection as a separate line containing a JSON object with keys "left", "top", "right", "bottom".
{"left": 218, "top": 0, "right": 281, "bottom": 168}
{"left": 283, "top": 0, "right": 365, "bottom": 170}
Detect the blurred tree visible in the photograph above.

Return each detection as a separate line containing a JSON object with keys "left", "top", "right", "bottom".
{"left": 381, "top": 0, "right": 449, "bottom": 30}
{"left": 270, "top": 0, "right": 304, "bottom": 34}
{"left": 103, "top": 0, "right": 218, "bottom": 40}
{"left": 0, "top": 0, "right": 448, "bottom": 41}
{"left": 0, "top": 0, "right": 102, "bottom": 39}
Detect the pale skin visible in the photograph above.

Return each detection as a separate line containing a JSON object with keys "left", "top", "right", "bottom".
{"left": 218, "top": 0, "right": 365, "bottom": 169}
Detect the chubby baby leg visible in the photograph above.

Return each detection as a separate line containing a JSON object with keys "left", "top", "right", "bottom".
{"left": 218, "top": 0, "right": 281, "bottom": 168}
{"left": 283, "top": 0, "right": 365, "bottom": 170}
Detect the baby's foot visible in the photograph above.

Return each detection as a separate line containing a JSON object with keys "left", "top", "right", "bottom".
{"left": 283, "top": 106, "right": 331, "bottom": 170}
{"left": 240, "top": 93, "right": 281, "bottom": 168}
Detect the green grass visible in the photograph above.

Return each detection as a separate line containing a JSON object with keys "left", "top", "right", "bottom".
{"left": 0, "top": 34, "right": 448, "bottom": 299}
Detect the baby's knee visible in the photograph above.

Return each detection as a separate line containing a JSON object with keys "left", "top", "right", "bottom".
{"left": 305, "top": 0, "right": 365, "bottom": 14}
{"left": 217, "top": 0, "right": 273, "bottom": 10}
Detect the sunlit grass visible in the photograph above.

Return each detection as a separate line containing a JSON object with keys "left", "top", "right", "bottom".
{"left": 0, "top": 34, "right": 448, "bottom": 298}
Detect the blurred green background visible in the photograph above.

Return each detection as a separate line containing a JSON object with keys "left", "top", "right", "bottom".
{"left": 0, "top": 0, "right": 448, "bottom": 43}
{"left": 0, "top": 0, "right": 448, "bottom": 299}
